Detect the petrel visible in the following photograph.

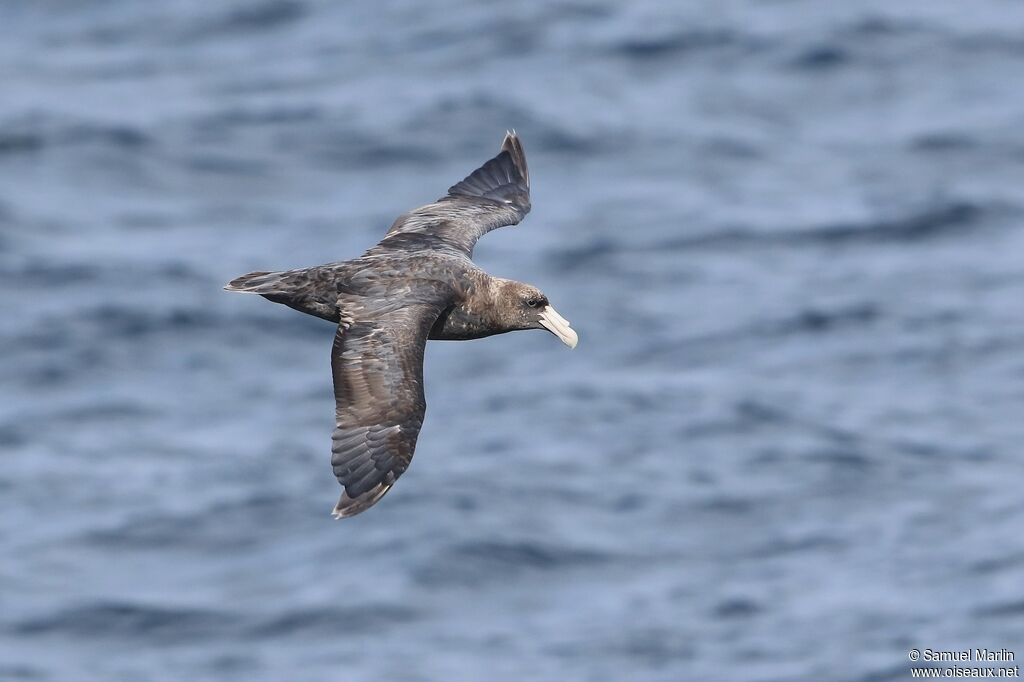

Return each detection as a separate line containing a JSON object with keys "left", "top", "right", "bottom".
{"left": 226, "top": 132, "right": 577, "bottom": 518}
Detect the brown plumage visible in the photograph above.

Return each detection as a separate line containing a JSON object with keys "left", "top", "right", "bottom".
{"left": 226, "top": 132, "right": 578, "bottom": 518}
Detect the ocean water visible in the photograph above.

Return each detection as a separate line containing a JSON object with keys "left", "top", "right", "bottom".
{"left": 2, "top": 1, "right": 1024, "bottom": 680}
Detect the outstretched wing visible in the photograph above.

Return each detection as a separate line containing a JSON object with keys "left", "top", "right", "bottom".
{"left": 375, "top": 131, "right": 531, "bottom": 257}
{"left": 329, "top": 299, "right": 446, "bottom": 518}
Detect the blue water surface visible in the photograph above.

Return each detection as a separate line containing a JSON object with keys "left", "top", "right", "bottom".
{"left": 2, "top": 2, "right": 1024, "bottom": 680}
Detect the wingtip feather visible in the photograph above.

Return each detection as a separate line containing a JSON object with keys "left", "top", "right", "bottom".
{"left": 500, "top": 130, "right": 528, "bottom": 188}
{"left": 445, "top": 131, "right": 530, "bottom": 202}
{"left": 330, "top": 483, "right": 394, "bottom": 520}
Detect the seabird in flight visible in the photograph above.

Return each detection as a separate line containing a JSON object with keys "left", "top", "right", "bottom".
{"left": 226, "top": 132, "right": 577, "bottom": 518}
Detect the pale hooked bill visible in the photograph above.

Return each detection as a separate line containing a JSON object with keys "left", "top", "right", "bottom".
{"left": 539, "top": 305, "right": 578, "bottom": 349}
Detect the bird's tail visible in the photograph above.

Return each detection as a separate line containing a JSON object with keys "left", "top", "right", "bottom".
{"left": 225, "top": 268, "right": 341, "bottom": 323}
{"left": 223, "top": 270, "right": 289, "bottom": 294}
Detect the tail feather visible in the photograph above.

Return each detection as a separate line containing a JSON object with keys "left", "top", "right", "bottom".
{"left": 224, "top": 270, "right": 288, "bottom": 294}
{"left": 224, "top": 268, "right": 341, "bottom": 322}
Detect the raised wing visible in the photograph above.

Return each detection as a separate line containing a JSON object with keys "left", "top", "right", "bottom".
{"left": 329, "top": 298, "right": 446, "bottom": 518}
{"left": 375, "top": 131, "right": 531, "bottom": 257}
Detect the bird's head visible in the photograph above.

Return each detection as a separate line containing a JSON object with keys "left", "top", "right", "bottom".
{"left": 504, "top": 281, "right": 578, "bottom": 349}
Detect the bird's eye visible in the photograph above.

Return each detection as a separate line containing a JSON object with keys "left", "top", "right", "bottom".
{"left": 526, "top": 297, "right": 540, "bottom": 308}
